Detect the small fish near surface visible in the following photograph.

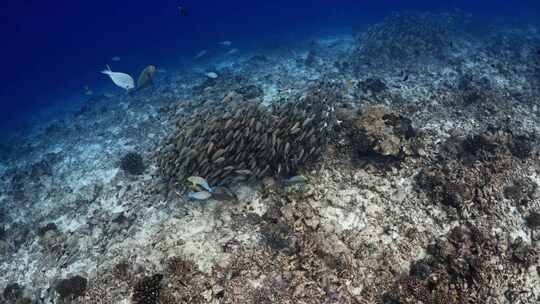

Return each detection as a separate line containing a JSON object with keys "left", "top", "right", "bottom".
{"left": 187, "top": 191, "right": 212, "bottom": 200}
{"left": 219, "top": 41, "right": 232, "bottom": 47}
{"left": 178, "top": 5, "right": 189, "bottom": 16}
{"left": 187, "top": 176, "right": 214, "bottom": 193}
{"left": 101, "top": 65, "right": 135, "bottom": 91}
{"left": 227, "top": 48, "right": 239, "bottom": 55}
{"left": 283, "top": 175, "right": 309, "bottom": 185}
{"left": 194, "top": 50, "right": 208, "bottom": 60}
{"left": 84, "top": 86, "right": 93, "bottom": 96}
{"left": 205, "top": 72, "right": 218, "bottom": 79}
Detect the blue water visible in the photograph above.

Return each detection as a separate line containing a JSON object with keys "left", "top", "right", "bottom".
{"left": 1, "top": 0, "right": 539, "bottom": 134}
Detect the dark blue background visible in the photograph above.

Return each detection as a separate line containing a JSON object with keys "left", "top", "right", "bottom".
{"left": 1, "top": 0, "right": 539, "bottom": 132}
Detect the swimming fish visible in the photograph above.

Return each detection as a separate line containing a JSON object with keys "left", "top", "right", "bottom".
{"left": 187, "top": 176, "right": 214, "bottom": 192}
{"left": 205, "top": 72, "right": 218, "bottom": 79}
{"left": 187, "top": 191, "right": 212, "bottom": 200}
{"left": 111, "top": 56, "right": 121, "bottom": 62}
{"left": 178, "top": 5, "right": 189, "bottom": 16}
{"left": 219, "top": 41, "right": 232, "bottom": 47}
{"left": 283, "top": 175, "right": 309, "bottom": 185}
{"left": 194, "top": 50, "right": 208, "bottom": 60}
{"left": 136, "top": 65, "right": 157, "bottom": 90}
{"left": 84, "top": 86, "right": 93, "bottom": 96}
{"left": 101, "top": 65, "right": 135, "bottom": 91}
{"left": 227, "top": 48, "right": 239, "bottom": 55}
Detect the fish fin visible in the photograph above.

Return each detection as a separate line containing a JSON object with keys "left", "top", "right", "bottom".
{"left": 101, "top": 65, "right": 112, "bottom": 75}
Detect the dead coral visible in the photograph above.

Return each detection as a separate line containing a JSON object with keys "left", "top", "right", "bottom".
{"left": 157, "top": 82, "right": 336, "bottom": 186}
{"left": 357, "top": 78, "right": 388, "bottom": 95}
{"left": 351, "top": 105, "right": 417, "bottom": 161}
{"left": 383, "top": 224, "right": 535, "bottom": 303}
{"left": 55, "top": 275, "right": 87, "bottom": 301}
{"left": 120, "top": 152, "right": 146, "bottom": 176}
{"left": 209, "top": 194, "right": 361, "bottom": 304}
{"left": 3, "top": 283, "right": 23, "bottom": 303}
{"left": 132, "top": 274, "right": 163, "bottom": 304}
{"left": 353, "top": 12, "right": 457, "bottom": 67}
{"left": 158, "top": 257, "right": 210, "bottom": 304}
{"left": 416, "top": 128, "right": 537, "bottom": 214}
{"left": 525, "top": 211, "right": 540, "bottom": 230}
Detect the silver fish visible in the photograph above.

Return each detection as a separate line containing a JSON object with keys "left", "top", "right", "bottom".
{"left": 187, "top": 191, "right": 212, "bottom": 200}
{"left": 283, "top": 175, "right": 309, "bottom": 185}
{"left": 205, "top": 72, "right": 218, "bottom": 79}
{"left": 187, "top": 176, "right": 213, "bottom": 192}
{"left": 194, "top": 50, "right": 208, "bottom": 59}
{"left": 101, "top": 65, "right": 135, "bottom": 91}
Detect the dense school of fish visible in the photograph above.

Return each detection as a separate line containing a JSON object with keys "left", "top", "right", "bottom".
{"left": 157, "top": 85, "right": 336, "bottom": 186}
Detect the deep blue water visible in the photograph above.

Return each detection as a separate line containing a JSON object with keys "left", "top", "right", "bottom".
{"left": 1, "top": 0, "right": 539, "bottom": 134}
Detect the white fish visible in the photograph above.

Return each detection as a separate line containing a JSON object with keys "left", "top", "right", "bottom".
{"left": 227, "top": 48, "right": 239, "bottom": 55}
{"left": 111, "top": 56, "right": 121, "bottom": 62}
{"left": 219, "top": 41, "right": 232, "bottom": 47}
{"left": 194, "top": 50, "right": 208, "bottom": 59}
{"left": 283, "top": 175, "right": 309, "bottom": 185}
{"left": 101, "top": 65, "right": 135, "bottom": 91}
{"left": 187, "top": 191, "right": 212, "bottom": 200}
{"left": 205, "top": 72, "right": 218, "bottom": 79}
{"left": 84, "top": 86, "right": 93, "bottom": 96}
{"left": 187, "top": 176, "right": 213, "bottom": 192}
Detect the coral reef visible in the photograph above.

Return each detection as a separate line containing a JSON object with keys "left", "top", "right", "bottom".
{"left": 352, "top": 12, "right": 457, "bottom": 68}
{"left": 55, "top": 275, "right": 87, "bottom": 300}
{"left": 357, "top": 77, "right": 388, "bottom": 95}
{"left": 132, "top": 274, "right": 163, "bottom": 304}
{"left": 1, "top": 11, "right": 540, "bottom": 304}
{"left": 157, "top": 82, "right": 337, "bottom": 186}
{"left": 350, "top": 105, "right": 417, "bottom": 161}
{"left": 3, "top": 283, "right": 23, "bottom": 303}
{"left": 120, "top": 152, "right": 146, "bottom": 175}
{"left": 384, "top": 224, "right": 538, "bottom": 303}
{"left": 158, "top": 258, "right": 210, "bottom": 303}
{"left": 415, "top": 127, "right": 537, "bottom": 214}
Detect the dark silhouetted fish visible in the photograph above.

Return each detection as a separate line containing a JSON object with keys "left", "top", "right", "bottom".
{"left": 178, "top": 5, "right": 189, "bottom": 16}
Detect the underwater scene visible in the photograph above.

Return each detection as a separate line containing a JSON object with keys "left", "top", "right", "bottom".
{"left": 2, "top": 0, "right": 540, "bottom": 303}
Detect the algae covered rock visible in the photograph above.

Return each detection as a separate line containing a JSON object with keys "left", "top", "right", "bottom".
{"left": 351, "top": 105, "right": 416, "bottom": 159}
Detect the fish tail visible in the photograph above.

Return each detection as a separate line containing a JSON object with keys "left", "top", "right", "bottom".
{"left": 101, "top": 65, "right": 112, "bottom": 75}
{"left": 101, "top": 65, "right": 112, "bottom": 74}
